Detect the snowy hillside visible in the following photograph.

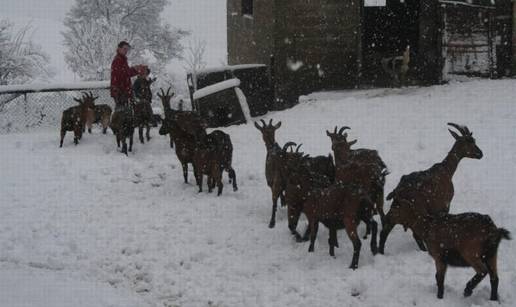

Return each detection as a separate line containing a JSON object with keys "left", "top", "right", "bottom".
{"left": 1, "top": 79, "right": 515, "bottom": 306}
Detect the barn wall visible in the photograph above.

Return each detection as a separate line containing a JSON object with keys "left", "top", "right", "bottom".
{"left": 227, "top": 0, "right": 275, "bottom": 66}
{"left": 273, "top": 0, "right": 361, "bottom": 103}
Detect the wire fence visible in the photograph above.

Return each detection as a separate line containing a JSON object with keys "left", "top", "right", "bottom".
{"left": 0, "top": 83, "right": 113, "bottom": 134}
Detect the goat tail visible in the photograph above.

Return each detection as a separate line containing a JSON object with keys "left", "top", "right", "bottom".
{"left": 498, "top": 228, "right": 512, "bottom": 241}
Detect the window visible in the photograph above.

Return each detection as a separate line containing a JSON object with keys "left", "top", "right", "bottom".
{"left": 242, "top": 0, "right": 253, "bottom": 15}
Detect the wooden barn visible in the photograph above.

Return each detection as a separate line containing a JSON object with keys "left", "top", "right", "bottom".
{"left": 227, "top": 0, "right": 513, "bottom": 104}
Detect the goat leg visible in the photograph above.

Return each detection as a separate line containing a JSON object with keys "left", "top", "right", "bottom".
{"left": 378, "top": 214, "right": 395, "bottom": 255}
{"left": 128, "top": 130, "right": 133, "bottom": 152}
{"left": 343, "top": 218, "right": 361, "bottom": 269}
{"left": 60, "top": 130, "right": 65, "bottom": 147}
{"left": 413, "top": 232, "right": 427, "bottom": 251}
{"left": 463, "top": 257, "right": 489, "bottom": 297}
{"left": 486, "top": 256, "right": 499, "bottom": 301}
{"left": 434, "top": 259, "right": 447, "bottom": 299}
{"left": 369, "top": 219, "right": 378, "bottom": 255}
{"left": 139, "top": 125, "right": 144, "bottom": 144}
{"left": 308, "top": 219, "right": 319, "bottom": 253}
{"left": 328, "top": 227, "right": 338, "bottom": 257}
{"left": 146, "top": 124, "right": 151, "bottom": 141}
{"left": 228, "top": 168, "right": 238, "bottom": 192}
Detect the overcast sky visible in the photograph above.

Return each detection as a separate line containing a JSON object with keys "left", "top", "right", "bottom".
{"left": 1, "top": 0, "right": 227, "bottom": 81}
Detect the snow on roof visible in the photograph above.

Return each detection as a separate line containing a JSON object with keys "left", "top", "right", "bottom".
{"left": 0, "top": 81, "right": 110, "bottom": 94}
{"left": 438, "top": 0, "right": 496, "bottom": 8}
{"left": 193, "top": 78, "right": 241, "bottom": 101}
{"left": 194, "top": 64, "right": 266, "bottom": 76}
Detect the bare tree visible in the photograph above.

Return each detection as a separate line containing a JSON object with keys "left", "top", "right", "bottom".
{"left": 62, "top": 0, "right": 188, "bottom": 81}
{"left": 0, "top": 19, "right": 52, "bottom": 85}
{"left": 183, "top": 38, "right": 207, "bottom": 91}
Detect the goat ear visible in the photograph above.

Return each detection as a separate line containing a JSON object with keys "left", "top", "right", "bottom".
{"left": 273, "top": 121, "right": 282, "bottom": 129}
{"left": 326, "top": 130, "right": 332, "bottom": 137}
{"left": 73, "top": 98, "right": 82, "bottom": 103}
{"left": 254, "top": 121, "right": 262, "bottom": 131}
{"left": 448, "top": 129, "right": 460, "bottom": 140}
{"left": 348, "top": 139, "right": 357, "bottom": 147}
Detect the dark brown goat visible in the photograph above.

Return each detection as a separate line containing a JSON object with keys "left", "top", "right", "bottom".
{"left": 110, "top": 106, "right": 134, "bottom": 156}
{"left": 303, "top": 181, "right": 377, "bottom": 269}
{"left": 192, "top": 130, "right": 238, "bottom": 195}
{"left": 157, "top": 88, "right": 176, "bottom": 148}
{"left": 395, "top": 200, "right": 510, "bottom": 300}
{"left": 158, "top": 90, "right": 201, "bottom": 183}
{"left": 254, "top": 119, "right": 287, "bottom": 228}
{"left": 133, "top": 77, "right": 155, "bottom": 144}
{"left": 327, "top": 126, "right": 388, "bottom": 234}
{"left": 59, "top": 95, "right": 94, "bottom": 147}
{"left": 379, "top": 123, "right": 483, "bottom": 254}
{"left": 282, "top": 145, "right": 333, "bottom": 241}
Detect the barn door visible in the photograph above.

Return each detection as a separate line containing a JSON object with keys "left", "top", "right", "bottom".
{"left": 440, "top": 3, "right": 496, "bottom": 80}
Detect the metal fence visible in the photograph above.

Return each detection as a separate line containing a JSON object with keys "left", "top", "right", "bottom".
{"left": 0, "top": 82, "right": 112, "bottom": 134}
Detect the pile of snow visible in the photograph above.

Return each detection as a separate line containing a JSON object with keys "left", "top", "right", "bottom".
{"left": 0, "top": 79, "right": 515, "bottom": 306}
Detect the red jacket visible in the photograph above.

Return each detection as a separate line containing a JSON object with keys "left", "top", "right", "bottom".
{"left": 110, "top": 53, "right": 138, "bottom": 98}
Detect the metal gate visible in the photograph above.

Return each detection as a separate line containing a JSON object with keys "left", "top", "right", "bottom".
{"left": 440, "top": 1, "right": 496, "bottom": 80}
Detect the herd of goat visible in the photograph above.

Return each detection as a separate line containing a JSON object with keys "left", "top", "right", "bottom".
{"left": 59, "top": 88, "right": 510, "bottom": 301}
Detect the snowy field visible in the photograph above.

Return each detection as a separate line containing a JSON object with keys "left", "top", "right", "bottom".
{"left": 1, "top": 79, "right": 515, "bottom": 307}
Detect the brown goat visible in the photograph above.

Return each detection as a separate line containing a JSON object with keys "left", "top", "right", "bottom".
{"left": 158, "top": 109, "right": 201, "bottom": 183}
{"left": 192, "top": 130, "right": 238, "bottom": 195}
{"left": 133, "top": 77, "right": 155, "bottom": 144}
{"left": 327, "top": 126, "right": 388, "bottom": 234}
{"left": 379, "top": 123, "right": 483, "bottom": 254}
{"left": 157, "top": 88, "right": 176, "bottom": 148}
{"left": 79, "top": 92, "right": 97, "bottom": 134}
{"left": 282, "top": 145, "right": 333, "bottom": 241}
{"left": 303, "top": 181, "right": 377, "bottom": 269}
{"left": 59, "top": 95, "right": 94, "bottom": 147}
{"left": 80, "top": 91, "right": 112, "bottom": 134}
{"left": 254, "top": 119, "right": 287, "bottom": 228}
{"left": 395, "top": 200, "right": 510, "bottom": 300}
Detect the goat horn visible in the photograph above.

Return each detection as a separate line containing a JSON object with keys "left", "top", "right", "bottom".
{"left": 282, "top": 142, "right": 297, "bottom": 152}
{"left": 295, "top": 144, "right": 303, "bottom": 153}
{"left": 447, "top": 123, "right": 467, "bottom": 135}
{"left": 159, "top": 88, "right": 165, "bottom": 97}
{"left": 338, "top": 126, "right": 350, "bottom": 135}
{"left": 166, "top": 87, "right": 172, "bottom": 96}
{"left": 463, "top": 125, "right": 472, "bottom": 136}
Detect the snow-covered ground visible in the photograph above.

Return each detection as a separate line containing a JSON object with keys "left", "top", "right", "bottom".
{"left": 1, "top": 79, "right": 515, "bottom": 306}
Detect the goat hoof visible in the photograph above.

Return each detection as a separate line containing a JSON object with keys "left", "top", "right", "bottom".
{"left": 233, "top": 186, "right": 238, "bottom": 192}
{"left": 308, "top": 247, "right": 314, "bottom": 253}
{"left": 349, "top": 264, "right": 358, "bottom": 270}
{"left": 437, "top": 294, "right": 443, "bottom": 299}
{"left": 490, "top": 295, "right": 498, "bottom": 301}
{"left": 295, "top": 235, "right": 305, "bottom": 243}
{"left": 464, "top": 288, "right": 473, "bottom": 297}
{"left": 268, "top": 222, "right": 275, "bottom": 229}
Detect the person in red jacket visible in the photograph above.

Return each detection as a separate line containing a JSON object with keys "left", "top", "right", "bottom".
{"left": 110, "top": 41, "right": 146, "bottom": 154}
{"left": 110, "top": 41, "right": 146, "bottom": 107}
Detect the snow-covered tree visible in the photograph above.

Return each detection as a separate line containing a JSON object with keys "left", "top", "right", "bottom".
{"left": 0, "top": 19, "right": 52, "bottom": 85}
{"left": 62, "top": 0, "right": 188, "bottom": 80}
{"left": 183, "top": 38, "right": 207, "bottom": 91}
